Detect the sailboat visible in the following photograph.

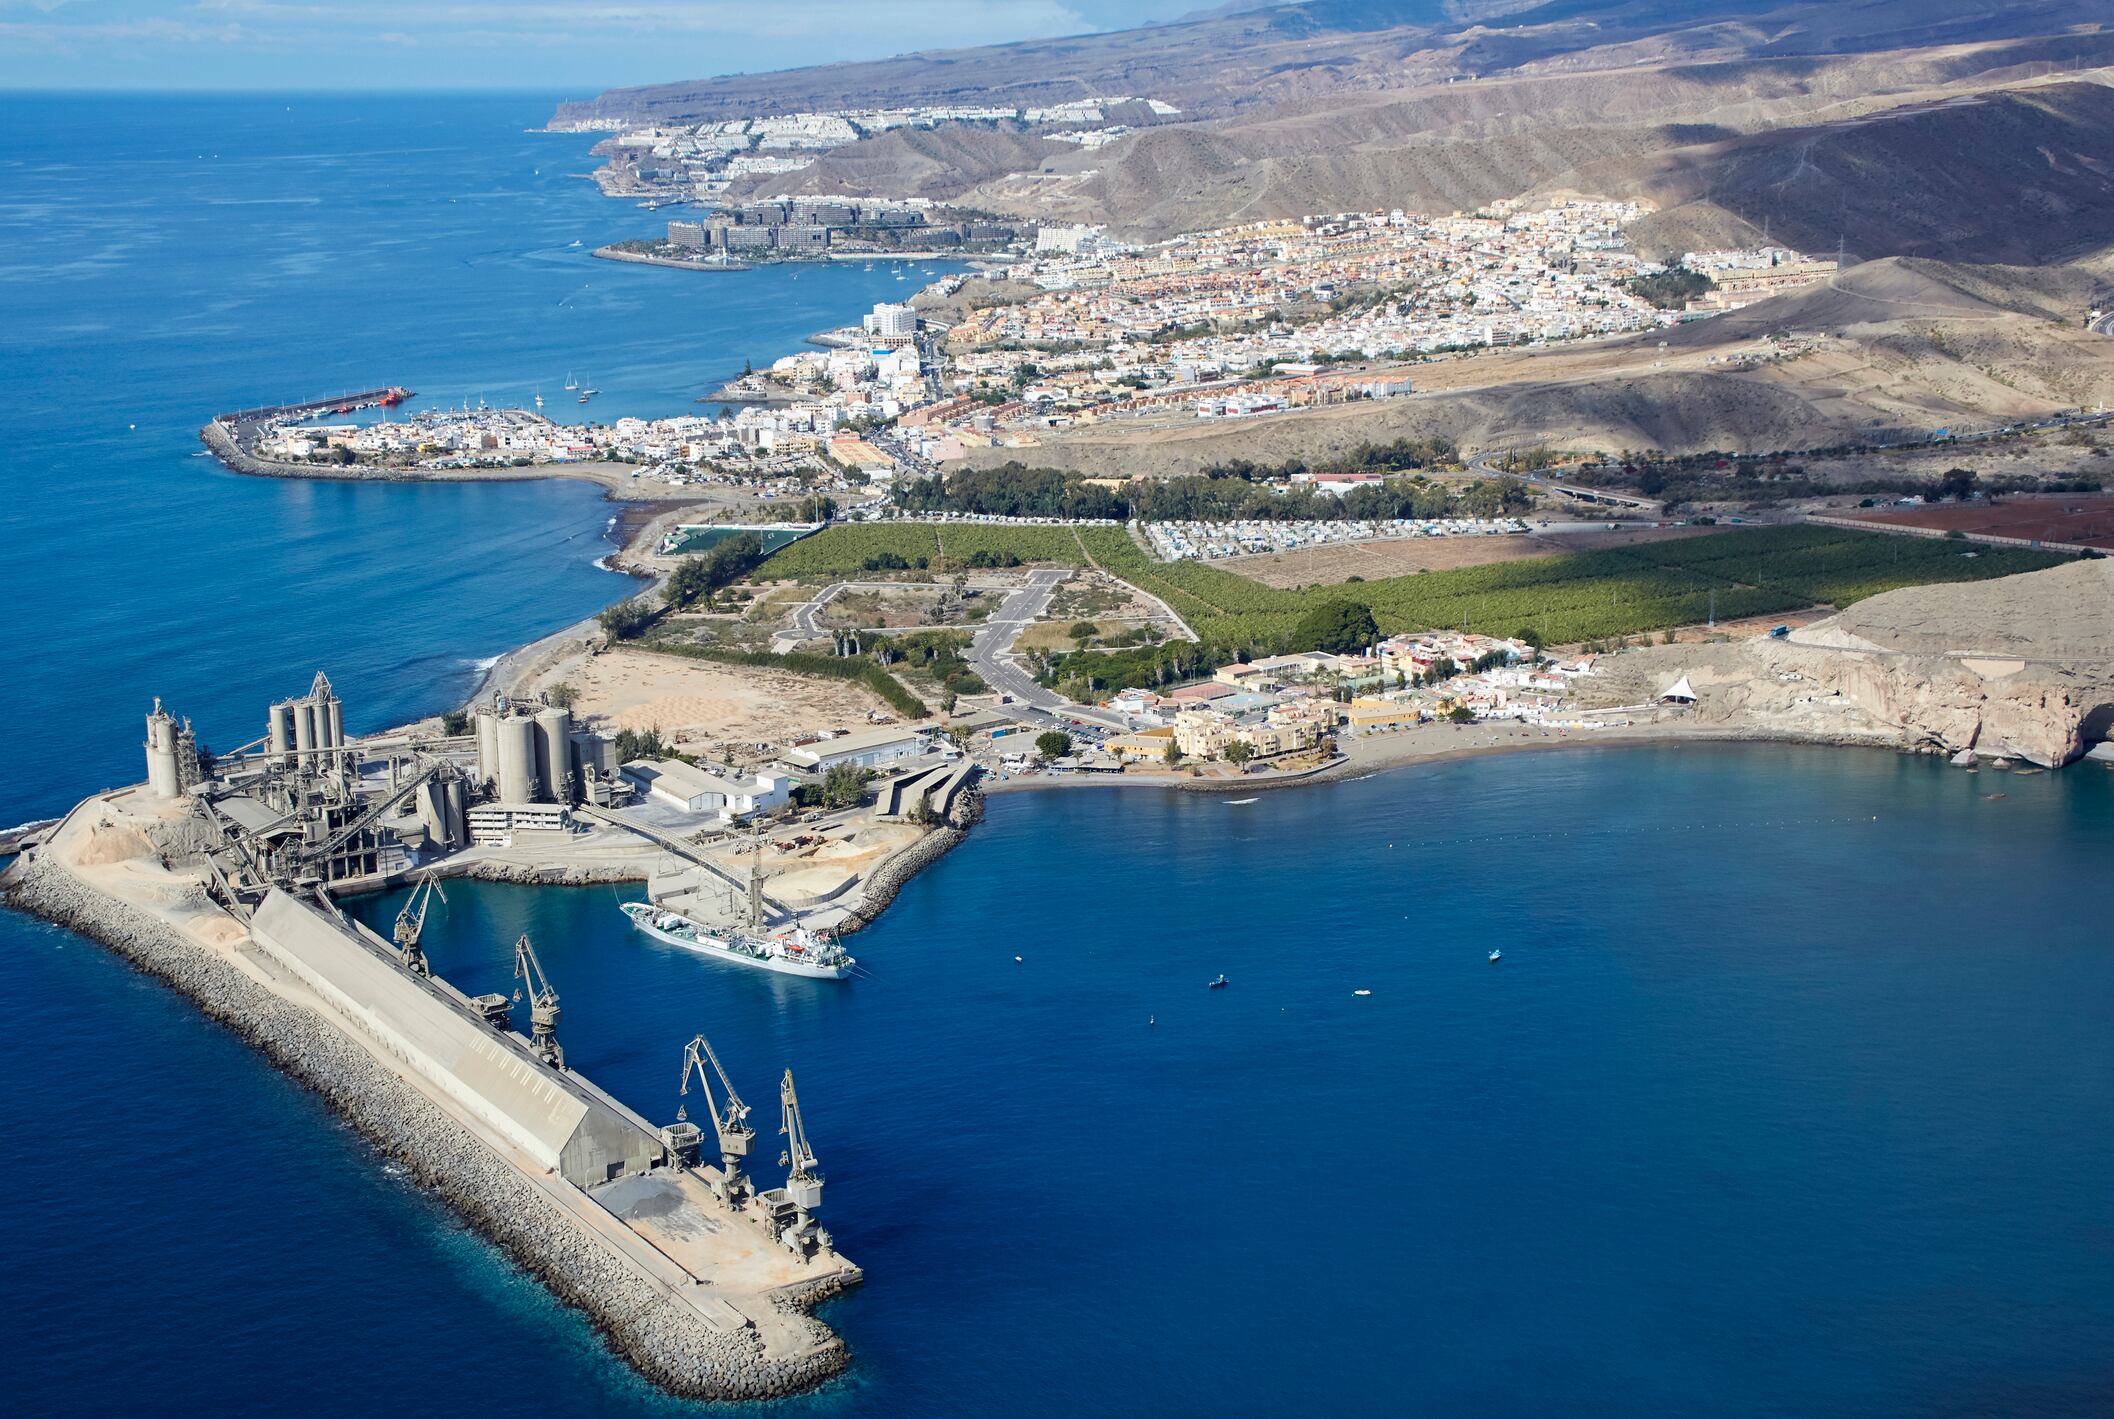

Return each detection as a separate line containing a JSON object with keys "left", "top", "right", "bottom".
{"left": 563, "top": 371, "right": 578, "bottom": 391}
{"left": 533, "top": 389, "right": 544, "bottom": 410}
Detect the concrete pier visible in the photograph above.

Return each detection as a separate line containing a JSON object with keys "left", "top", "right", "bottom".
{"left": 3, "top": 787, "right": 861, "bottom": 1401}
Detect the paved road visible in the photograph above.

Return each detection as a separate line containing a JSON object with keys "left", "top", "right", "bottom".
{"left": 1467, "top": 450, "right": 1665, "bottom": 513}
{"left": 967, "top": 570, "right": 1125, "bottom": 730}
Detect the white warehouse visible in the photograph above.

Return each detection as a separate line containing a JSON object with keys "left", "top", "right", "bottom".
{"left": 623, "top": 759, "right": 791, "bottom": 822}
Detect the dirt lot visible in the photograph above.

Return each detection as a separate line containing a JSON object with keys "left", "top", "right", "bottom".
{"left": 549, "top": 647, "right": 925, "bottom": 753}
{"left": 1227, "top": 524, "right": 1727, "bottom": 588}
{"left": 1836, "top": 495, "right": 2114, "bottom": 550}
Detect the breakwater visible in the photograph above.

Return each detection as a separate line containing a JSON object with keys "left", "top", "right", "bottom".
{"left": 2, "top": 839, "right": 853, "bottom": 1402}
{"left": 836, "top": 815, "right": 973, "bottom": 935}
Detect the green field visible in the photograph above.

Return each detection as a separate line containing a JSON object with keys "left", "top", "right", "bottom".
{"left": 762, "top": 522, "right": 2066, "bottom": 649}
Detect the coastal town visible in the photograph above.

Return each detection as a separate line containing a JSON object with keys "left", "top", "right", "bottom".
{"left": 558, "top": 95, "right": 1183, "bottom": 208}
{"left": 237, "top": 186, "right": 1846, "bottom": 496}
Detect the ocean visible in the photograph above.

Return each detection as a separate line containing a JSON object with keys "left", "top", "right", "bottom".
{"left": 4, "top": 95, "right": 2113, "bottom": 1417}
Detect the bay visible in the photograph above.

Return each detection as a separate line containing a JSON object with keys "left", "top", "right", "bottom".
{"left": 3, "top": 94, "right": 2111, "bottom": 1419}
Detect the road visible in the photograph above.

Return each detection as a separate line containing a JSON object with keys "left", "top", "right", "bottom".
{"left": 1467, "top": 449, "right": 1666, "bottom": 513}
{"left": 967, "top": 570, "right": 1125, "bottom": 730}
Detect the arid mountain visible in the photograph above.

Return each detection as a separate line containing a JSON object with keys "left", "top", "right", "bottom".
{"left": 558, "top": 1, "right": 2104, "bottom": 128}
{"left": 574, "top": 1, "right": 2114, "bottom": 265}
{"left": 1617, "top": 81, "right": 2114, "bottom": 264}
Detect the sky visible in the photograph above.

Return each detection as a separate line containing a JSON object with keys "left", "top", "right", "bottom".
{"left": 0, "top": 1, "right": 1228, "bottom": 92}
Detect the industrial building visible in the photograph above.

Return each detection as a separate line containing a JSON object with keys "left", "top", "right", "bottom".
{"left": 624, "top": 759, "right": 791, "bottom": 822}
{"left": 157, "top": 676, "right": 622, "bottom": 902}
{"left": 782, "top": 725, "right": 934, "bottom": 772}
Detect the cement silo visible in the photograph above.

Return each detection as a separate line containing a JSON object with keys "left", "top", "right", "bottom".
{"left": 144, "top": 700, "right": 182, "bottom": 799}
{"left": 325, "top": 695, "right": 345, "bottom": 768}
{"left": 268, "top": 701, "right": 293, "bottom": 768}
{"left": 417, "top": 778, "right": 450, "bottom": 847}
{"left": 496, "top": 714, "right": 539, "bottom": 804}
{"left": 293, "top": 700, "right": 317, "bottom": 765}
{"left": 534, "top": 706, "right": 573, "bottom": 805}
{"left": 474, "top": 710, "right": 500, "bottom": 788}
{"left": 443, "top": 778, "right": 467, "bottom": 847}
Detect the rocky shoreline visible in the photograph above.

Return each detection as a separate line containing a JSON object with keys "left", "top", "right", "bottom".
{"left": 835, "top": 825, "right": 967, "bottom": 936}
{"left": 0, "top": 850, "right": 852, "bottom": 1402}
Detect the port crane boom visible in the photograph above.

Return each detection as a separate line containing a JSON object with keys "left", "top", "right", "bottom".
{"left": 512, "top": 934, "right": 563, "bottom": 1069}
{"left": 391, "top": 873, "right": 446, "bottom": 977}
{"left": 777, "top": 1069, "right": 823, "bottom": 1213}
{"left": 678, "top": 1033, "right": 756, "bottom": 1204}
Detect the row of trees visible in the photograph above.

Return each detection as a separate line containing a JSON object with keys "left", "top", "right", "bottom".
{"left": 664, "top": 532, "right": 766, "bottom": 609}
{"left": 893, "top": 461, "right": 1528, "bottom": 525}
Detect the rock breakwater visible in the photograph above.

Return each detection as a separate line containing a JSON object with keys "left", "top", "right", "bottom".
{"left": 1, "top": 851, "right": 850, "bottom": 1401}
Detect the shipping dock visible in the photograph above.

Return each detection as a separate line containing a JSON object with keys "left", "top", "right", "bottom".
{"left": 1, "top": 676, "right": 863, "bottom": 1401}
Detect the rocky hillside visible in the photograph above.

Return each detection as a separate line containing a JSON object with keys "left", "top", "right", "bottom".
{"left": 1577, "top": 558, "right": 2114, "bottom": 767}
{"left": 565, "top": 0, "right": 2114, "bottom": 266}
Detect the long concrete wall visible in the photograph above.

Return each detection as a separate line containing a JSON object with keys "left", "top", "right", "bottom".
{"left": 248, "top": 890, "right": 658, "bottom": 1187}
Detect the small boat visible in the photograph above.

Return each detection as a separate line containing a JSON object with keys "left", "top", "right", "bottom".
{"left": 1488, "top": 949, "right": 1502, "bottom": 962}
{"left": 1982, "top": 792, "right": 2007, "bottom": 800}
{"left": 577, "top": 393, "right": 591, "bottom": 403}
{"left": 1353, "top": 989, "right": 1372, "bottom": 997}
{"left": 1225, "top": 797, "right": 1258, "bottom": 806}
{"left": 1209, "top": 974, "right": 1228, "bottom": 989}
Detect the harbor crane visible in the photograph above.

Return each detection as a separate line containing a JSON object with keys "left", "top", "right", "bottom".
{"left": 511, "top": 933, "right": 563, "bottom": 1069}
{"left": 391, "top": 873, "right": 446, "bottom": 977}
{"left": 777, "top": 1069, "right": 823, "bottom": 1213}
{"left": 677, "top": 1033, "right": 756, "bottom": 1205}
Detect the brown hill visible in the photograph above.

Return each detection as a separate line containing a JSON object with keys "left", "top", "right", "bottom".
{"left": 1618, "top": 82, "right": 2114, "bottom": 264}
{"left": 564, "top": 2, "right": 2114, "bottom": 266}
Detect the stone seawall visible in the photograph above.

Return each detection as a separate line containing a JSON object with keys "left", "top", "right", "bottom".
{"left": 200, "top": 420, "right": 391, "bottom": 483}
{"left": 1, "top": 852, "right": 851, "bottom": 1401}
{"left": 836, "top": 826, "right": 965, "bottom": 936}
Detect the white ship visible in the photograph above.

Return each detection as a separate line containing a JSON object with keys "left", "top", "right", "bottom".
{"left": 620, "top": 901, "right": 854, "bottom": 980}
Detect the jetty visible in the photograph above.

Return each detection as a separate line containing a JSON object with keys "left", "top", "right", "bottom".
{"left": 1, "top": 680, "right": 865, "bottom": 1402}
{"left": 217, "top": 387, "right": 413, "bottom": 424}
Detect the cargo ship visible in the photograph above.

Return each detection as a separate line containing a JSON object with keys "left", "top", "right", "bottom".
{"left": 619, "top": 901, "right": 855, "bottom": 980}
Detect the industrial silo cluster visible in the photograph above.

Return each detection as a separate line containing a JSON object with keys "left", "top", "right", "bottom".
{"left": 268, "top": 671, "right": 349, "bottom": 777}
{"left": 414, "top": 775, "right": 469, "bottom": 851}
{"left": 474, "top": 698, "right": 619, "bottom": 806}
{"left": 142, "top": 697, "right": 200, "bottom": 799}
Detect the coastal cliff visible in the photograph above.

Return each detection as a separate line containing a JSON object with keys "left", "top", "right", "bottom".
{"left": 1580, "top": 559, "right": 2114, "bottom": 767}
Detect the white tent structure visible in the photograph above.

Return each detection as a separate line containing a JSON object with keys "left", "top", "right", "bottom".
{"left": 1661, "top": 675, "right": 1697, "bottom": 703}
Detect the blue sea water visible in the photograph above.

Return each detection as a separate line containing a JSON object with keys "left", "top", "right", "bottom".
{"left": 3, "top": 95, "right": 2113, "bottom": 1416}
